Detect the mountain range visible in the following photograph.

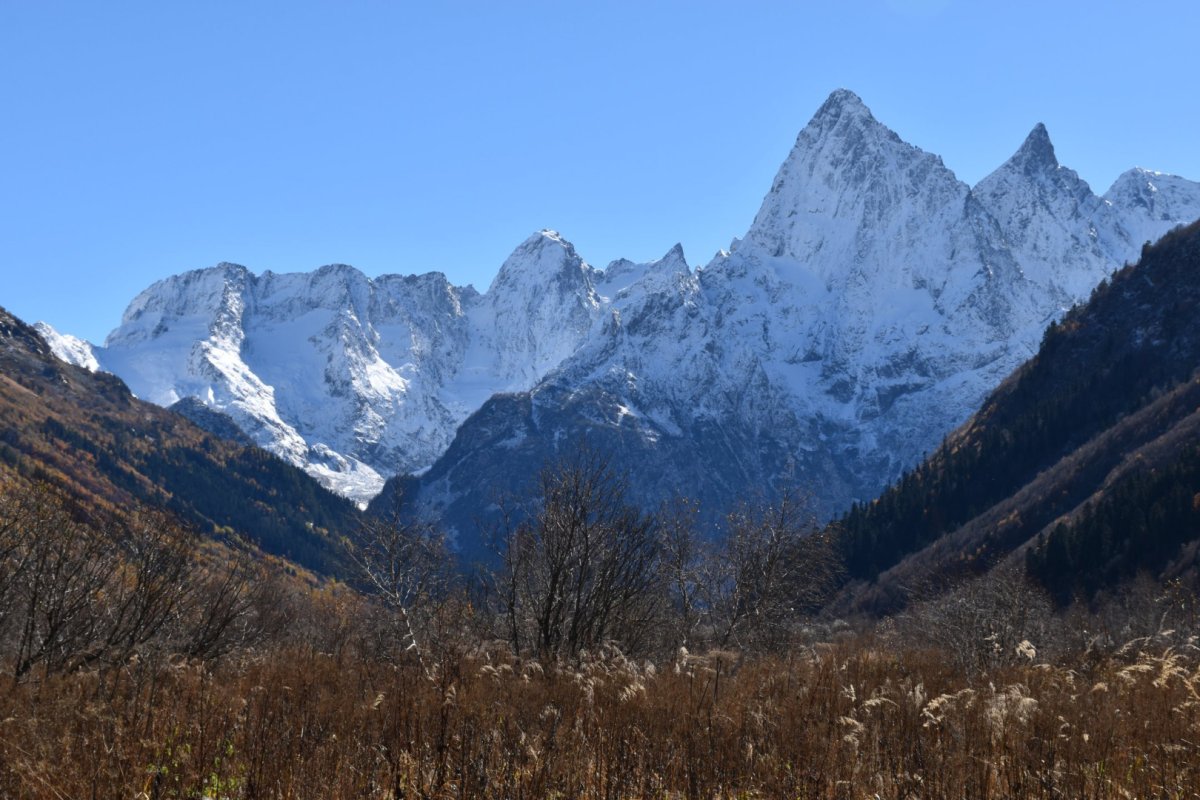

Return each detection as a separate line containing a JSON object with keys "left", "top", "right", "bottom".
{"left": 38, "top": 90, "right": 1200, "bottom": 554}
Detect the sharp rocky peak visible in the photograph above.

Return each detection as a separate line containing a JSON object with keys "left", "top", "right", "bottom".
{"left": 812, "top": 89, "right": 873, "bottom": 123}
{"left": 66, "top": 86, "right": 1200, "bottom": 519}
{"left": 637, "top": 243, "right": 692, "bottom": 285}
{"left": 660, "top": 242, "right": 687, "bottom": 267}
{"left": 741, "top": 89, "right": 961, "bottom": 263}
{"left": 798, "top": 88, "right": 900, "bottom": 150}
{"left": 1008, "top": 122, "right": 1060, "bottom": 175}
{"left": 975, "top": 122, "right": 1105, "bottom": 209}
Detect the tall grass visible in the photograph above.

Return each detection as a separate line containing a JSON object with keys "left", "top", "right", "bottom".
{"left": 3, "top": 632, "right": 1199, "bottom": 798}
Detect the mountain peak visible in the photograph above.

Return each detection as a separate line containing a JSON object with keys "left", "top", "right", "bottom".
{"left": 1010, "top": 122, "right": 1058, "bottom": 173}
{"left": 511, "top": 229, "right": 577, "bottom": 259}
{"left": 1103, "top": 167, "right": 1200, "bottom": 242}
{"left": 310, "top": 263, "right": 368, "bottom": 288}
{"left": 974, "top": 123, "right": 1069, "bottom": 194}
{"left": 488, "top": 229, "right": 589, "bottom": 295}
{"left": 662, "top": 242, "right": 686, "bottom": 264}
{"left": 742, "top": 88, "right": 957, "bottom": 263}
{"left": 514, "top": 229, "right": 572, "bottom": 251}
{"left": 791, "top": 88, "right": 906, "bottom": 160}
{"left": 797, "top": 89, "right": 888, "bottom": 145}
{"left": 1107, "top": 166, "right": 1186, "bottom": 193}
{"left": 33, "top": 321, "right": 100, "bottom": 372}
{"left": 212, "top": 262, "right": 252, "bottom": 280}
{"left": 813, "top": 89, "right": 871, "bottom": 122}
{"left": 648, "top": 243, "right": 690, "bottom": 280}
{"left": 801, "top": 89, "right": 888, "bottom": 140}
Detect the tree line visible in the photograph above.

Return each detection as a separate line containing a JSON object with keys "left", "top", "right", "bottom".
{"left": 347, "top": 446, "right": 844, "bottom": 666}
{"left": 0, "top": 446, "right": 845, "bottom": 686}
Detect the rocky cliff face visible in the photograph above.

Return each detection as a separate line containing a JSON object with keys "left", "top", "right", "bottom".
{"left": 41, "top": 91, "right": 1200, "bottom": 530}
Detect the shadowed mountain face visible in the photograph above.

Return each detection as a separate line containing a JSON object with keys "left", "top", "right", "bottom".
{"left": 37, "top": 91, "right": 1200, "bottom": 552}
{"left": 0, "top": 306, "right": 361, "bottom": 575}
{"left": 833, "top": 221, "right": 1200, "bottom": 613}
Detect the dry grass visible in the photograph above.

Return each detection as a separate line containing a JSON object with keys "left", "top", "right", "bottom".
{"left": 3, "top": 632, "right": 1200, "bottom": 799}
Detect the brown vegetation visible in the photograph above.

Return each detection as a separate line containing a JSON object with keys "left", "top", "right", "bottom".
{"left": 4, "top": 470, "right": 1200, "bottom": 798}
{"left": 0, "top": 482, "right": 289, "bottom": 681}
{"left": 4, "top": 215, "right": 1200, "bottom": 798}
{"left": 4, "top": 619, "right": 1200, "bottom": 797}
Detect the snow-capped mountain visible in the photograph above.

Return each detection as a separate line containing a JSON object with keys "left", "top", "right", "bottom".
{"left": 381, "top": 90, "right": 1200, "bottom": 549}
{"left": 45, "top": 232, "right": 616, "bottom": 503}
{"left": 42, "top": 90, "right": 1200, "bottom": 526}
{"left": 1102, "top": 167, "right": 1200, "bottom": 252}
{"left": 972, "top": 122, "right": 1123, "bottom": 303}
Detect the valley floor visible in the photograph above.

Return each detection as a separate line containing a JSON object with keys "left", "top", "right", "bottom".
{"left": 3, "top": 626, "right": 1200, "bottom": 798}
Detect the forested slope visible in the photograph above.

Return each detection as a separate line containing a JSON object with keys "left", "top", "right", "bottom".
{"left": 835, "top": 221, "right": 1200, "bottom": 610}
{"left": 0, "top": 306, "right": 361, "bottom": 574}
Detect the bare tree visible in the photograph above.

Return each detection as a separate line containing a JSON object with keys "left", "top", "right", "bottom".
{"left": 657, "top": 497, "right": 705, "bottom": 652}
{"left": 175, "top": 539, "right": 289, "bottom": 661}
{"left": 704, "top": 490, "right": 843, "bottom": 652}
{"left": 495, "top": 447, "right": 663, "bottom": 661}
{"left": 893, "top": 563, "right": 1056, "bottom": 674}
{"left": 0, "top": 481, "right": 42, "bottom": 645}
{"left": 6, "top": 488, "right": 117, "bottom": 679}
{"left": 343, "top": 503, "right": 451, "bottom": 670}
{"left": 1, "top": 480, "right": 288, "bottom": 680}
{"left": 93, "top": 510, "right": 204, "bottom": 668}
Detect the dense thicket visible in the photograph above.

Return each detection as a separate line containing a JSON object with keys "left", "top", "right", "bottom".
{"left": 0, "top": 481, "right": 289, "bottom": 680}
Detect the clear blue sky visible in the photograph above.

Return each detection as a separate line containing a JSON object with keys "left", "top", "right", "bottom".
{"left": 4, "top": 0, "right": 1199, "bottom": 343}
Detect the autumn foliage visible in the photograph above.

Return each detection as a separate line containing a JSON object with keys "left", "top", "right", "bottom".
{"left": 4, "top": 476, "right": 1200, "bottom": 798}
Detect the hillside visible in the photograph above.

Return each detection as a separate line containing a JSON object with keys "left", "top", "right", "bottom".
{"left": 0, "top": 306, "right": 362, "bottom": 574}
{"left": 835, "top": 221, "right": 1200, "bottom": 611}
